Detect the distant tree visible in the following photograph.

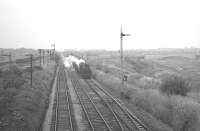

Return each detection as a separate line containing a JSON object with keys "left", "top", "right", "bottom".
{"left": 160, "top": 74, "right": 190, "bottom": 96}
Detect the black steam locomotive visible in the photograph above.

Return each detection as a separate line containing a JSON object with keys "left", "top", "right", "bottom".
{"left": 72, "top": 61, "right": 92, "bottom": 79}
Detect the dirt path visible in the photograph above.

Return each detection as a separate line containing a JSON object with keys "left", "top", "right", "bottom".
{"left": 42, "top": 66, "right": 59, "bottom": 131}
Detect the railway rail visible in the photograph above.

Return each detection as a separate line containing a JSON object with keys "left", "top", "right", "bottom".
{"left": 86, "top": 80, "right": 149, "bottom": 131}
{"left": 68, "top": 69, "right": 149, "bottom": 131}
{"left": 51, "top": 66, "right": 76, "bottom": 131}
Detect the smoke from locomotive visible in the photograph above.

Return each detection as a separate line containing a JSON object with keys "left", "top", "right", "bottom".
{"left": 64, "top": 55, "right": 92, "bottom": 79}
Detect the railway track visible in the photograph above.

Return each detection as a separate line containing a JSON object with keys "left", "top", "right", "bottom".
{"left": 68, "top": 69, "right": 149, "bottom": 131}
{"left": 86, "top": 80, "right": 148, "bottom": 131}
{"left": 51, "top": 66, "right": 76, "bottom": 131}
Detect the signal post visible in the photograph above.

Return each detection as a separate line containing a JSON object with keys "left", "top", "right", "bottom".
{"left": 120, "top": 26, "right": 130, "bottom": 98}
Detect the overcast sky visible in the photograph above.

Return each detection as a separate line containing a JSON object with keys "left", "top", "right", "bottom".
{"left": 0, "top": 0, "right": 200, "bottom": 50}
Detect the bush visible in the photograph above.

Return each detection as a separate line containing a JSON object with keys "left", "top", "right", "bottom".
{"left": 96, "top": 64, "right": 102, "bottom": 70}
{"left": 1, "top": 66, "right": 26, "bottom": 89}
{"left": 160, "top": 74, "right": 190, "bottom": 96}
{"left": 10, "top": 65, "right": 23, "bottom": 76}
{"left": 0, "top": 65, "right": 55, "bottom": 130}
{"left": 132, "top": 89, "right": 200, "bottom": 130}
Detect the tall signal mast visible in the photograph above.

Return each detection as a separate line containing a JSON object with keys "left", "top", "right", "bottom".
{"left": 120, "top": 26, "right": 130, "bottom": 97}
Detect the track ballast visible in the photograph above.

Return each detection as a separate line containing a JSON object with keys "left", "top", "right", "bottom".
{"left": 68, "top": 69, "right": 149, "bottom": 131}
{"left": 50, "top": 66, "right": 76, "bottom": 131}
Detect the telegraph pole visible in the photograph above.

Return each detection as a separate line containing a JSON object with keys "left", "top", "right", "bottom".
{"left": 43, "top": 50, "right": 45, "bottom": 65}
{"left": 3, "top": 52, "right": 12, "bottom": 70}
{"left": 51, "top": 44, "right": 56, "bottom": 62}
{"left": 120, "top": 26, "right": 130, "bottom": 97}
{"left": 47, "top": 50, "right": 49, "bottom": 65}
{"left": 48, "top": 49, "right": 51, "bottom": 64}
{"left": 38, "top": 49, "right": 42, "bottom": 67}
{"left": 26, "top": 54, "right": 33, "bottom": 88}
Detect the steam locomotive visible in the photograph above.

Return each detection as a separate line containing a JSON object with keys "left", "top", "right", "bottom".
{"left": 64, "top": 55, "right": 92, "bottom": 79}
{"left": 73, "top": 61, "right": 92, "bottom": 79}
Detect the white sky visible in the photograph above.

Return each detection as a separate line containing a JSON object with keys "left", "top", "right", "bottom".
{"left": 0, "top": 0, "right": 200, "bottom": 50}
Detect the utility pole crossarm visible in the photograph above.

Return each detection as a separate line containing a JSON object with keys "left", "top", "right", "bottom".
{"left": 121, "top": 33, "right": 131, "bottom": 37}
{"left": 121, "top": 27, "right": 131, "bottom": 37}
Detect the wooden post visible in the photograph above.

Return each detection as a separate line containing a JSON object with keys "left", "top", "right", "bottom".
{"left": 26, "top": 54, "right": 33, "bottom": 88}
{"left": 2, "top": 53, "right": 12, "bottom": 70}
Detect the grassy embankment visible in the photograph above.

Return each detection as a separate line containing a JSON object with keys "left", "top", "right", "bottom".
{"left": 0, "top": 64, "right": 56, "bottom": 131}
{"left": 87, "top": 52, "right": 200, "bottom": 131}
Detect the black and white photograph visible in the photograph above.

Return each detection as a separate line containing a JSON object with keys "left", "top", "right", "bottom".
{"left": 1, "top": 0, "right": 200, "bottom": 131}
